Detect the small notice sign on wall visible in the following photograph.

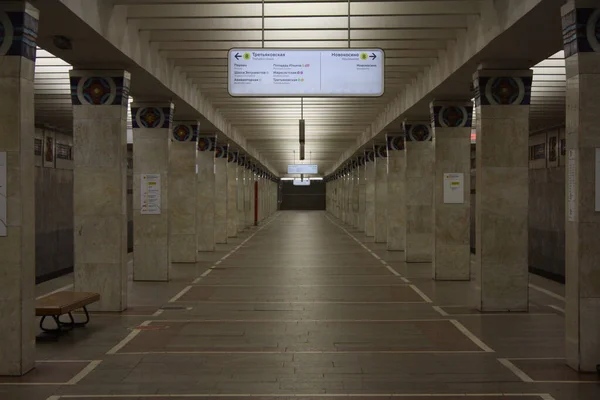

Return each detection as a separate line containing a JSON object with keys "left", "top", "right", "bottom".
{"left": 141, "top": 174, "right": 161, "bottom": 215}
{"left": 443, "top": 173, "right": 464, "bottom": 204}
{"left": 0, "top": 152, "right": 6, "bottom": 236}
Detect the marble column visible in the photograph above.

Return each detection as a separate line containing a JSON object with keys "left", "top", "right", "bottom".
{"left": 345, "top": 166, "right": 353, "bottom": 225}
{"left": 227, "top": 150, "right": 238, "bottom": 238}
{"left": 374, "top": 145, "right": 388, "bottom": 243}
{"left": 403, "top": 122, "right": 434, "bottom": 262}
{"left": 237, "top": 154, "right": 246, "bottom": 232}
{"left": 169, "top": 121, "right": 199, "bottom": 263}
{"left": 131, "top": 102, "right": 174, "bottom": 281}
{"left": 386, "top": 135, "right": 406, "bottom": 251}
{"left": 196, "top": 136, "right": 216, "bottom": 252}
{"left": 70, "top": 69, "right": 130, "bottom": 311}
{"left": 431, "top": 102, "right": 473, "bottom": 280}
{"left": 365, "top": 149, "right": 376, "bottom": 237}
{"left": 0, "top": 1, "right": 38, "bottom": 376}
{"left": 562, "top": 0, "right": 600, "bottom": 372}
{"left": 473, "top": 67, "right": 532, "bottom": 311}
{"left": 358, "top": 157, "right": 367, "bottom": 232}
{"left": 244, "top": 164, "right": 253, "bottom": 228}
{"left": 352, "top": 163, "right": 360, "bottom": 228}
{"left": 214, "top": 144, "right": 228, "bottom": 244}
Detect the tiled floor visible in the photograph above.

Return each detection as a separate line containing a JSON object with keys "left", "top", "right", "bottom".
{"left": 4, "top": 211, "right": 600, "bottom": 400}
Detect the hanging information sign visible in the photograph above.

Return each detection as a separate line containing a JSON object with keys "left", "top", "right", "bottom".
{"left": 229, "top": 49, "right": 384, "bottom": 97}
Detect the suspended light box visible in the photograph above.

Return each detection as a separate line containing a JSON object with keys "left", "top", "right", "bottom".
{"left": 293, "top": 179, "right": 311, "bottom": 186}
{"left": 228, "top": 49, "right": 384, "bottom": 97}
{"left": 288, "top": 164, "right": 318, "bottom": 174}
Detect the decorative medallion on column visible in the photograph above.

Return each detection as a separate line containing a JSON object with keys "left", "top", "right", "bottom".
{"left": 228, "top": 150, "right": 238, "bottom": 163}
{"left": 238, "top": 153, "right": 246, "bottom": 166}
{"left": 474, "top": 76, "right": 532, "bottom": 106}
{"left": 70, "top": 75, "right": 130, "bottom": 106}
{"left": 387, "top": 134, "right": 405, "bottom": 151}
{"left": 365, "top": 149, "right": 376, "bottom": 163}
{"left": 404, "top": 124, "right": 432, "bottom": 142}
{"left": 562, "top": 7, "right": 600, "bottom": 56}
{"left": 131, "top": 105, "right": 174, "bottom": 129}
{"left": 432, "top": 105, "right": 473, "bottom": 128}
{"left": 375, "top": 144, "right": 388, "bottom": 158}
{"left": 215, "top": 144, "right": 228, "bottom": 159}
{"left": 0, "top": 8, "right": 38, "bottom": 60}
{"left": 197, "top": 136, "right": 216, "bottom": 151}
{"left": 172, "top": 122, "right": 199, "bottom": 142}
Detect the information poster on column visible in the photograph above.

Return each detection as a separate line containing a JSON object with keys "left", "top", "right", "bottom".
{"left": 443, "top": 173, "right": 464, "bottom": 204}
{"left": 568, "top": 150, "right": 577, "bottom": 222}
{"left": 141, "top": 174, "right": 161, "bottom": 215}
{"left": 0, "top": 152, "right": 6, "bottom": 236}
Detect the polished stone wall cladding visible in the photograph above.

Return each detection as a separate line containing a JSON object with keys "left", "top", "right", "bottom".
{"left": 473, "top": 68, "right": 532, "bottom": 312}
{"left": 131, "top": 102, "right": 174, "bottom": 281}
{"left": 431, "top": 102, "right": 473, "bottom": 281}
{"left": 365, "top": 149, "right": 376, "bottom": 237}
{"left": 196, "top": 136, "right": 216, "bottom": 252}
{"left": 403, "top": 122, "right": 434, "bottom": 262}
{"left": 562, "top": 0, "right": 600, "bottom": 372}
{"left": 70, "top": 69, "right": 130, "bottom": 312}
{"left": 374, "top": 144, "right": 388, "bottom": 244}
{"left": 386, "top": 135, "right": 406, "bottom": 251}
{"left": 169, "top": 121, "right": 199, "bottom": 263}
{"left": 0, "top": 1, "right": 38, "bottom": 376}
{"left": 214, "top": 144, "right": 228, "bottom": 244}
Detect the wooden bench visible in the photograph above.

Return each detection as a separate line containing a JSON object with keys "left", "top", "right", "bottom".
{"left": 36, "top": 292, "right": 100, "bottom": 333}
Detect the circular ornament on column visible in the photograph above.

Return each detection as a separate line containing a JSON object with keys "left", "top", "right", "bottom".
{"left": 388, "top": 136, "right": 405, "bottom": 151}
{"left": 587, "top": 8, "right": 600, "bottom": 52}
{"left": 366, "top": 151, "right": 375, "bottom": 163}
{"left": 136, "top": 107, "right": 164, "bottom": 128}
{"left": 172, "top": 124, "right": 192, "bottom": 141}
{"left": 376, "top": 145, "right": 387, "bottom": 158}
{"left": 215, "top": 145, "right": 226, "bottom": 158}
{"left": 407, "top": 124, "right": 432, "bottom": 142}
{"left": 485, "top": 77, "right": 525, "bottom": 105}
{"left": 439, "top": 106, "right": 469, "bottom": 128}
{"left": 77, "top": 77, "right": 116, "bottom": 105}
{"left": 0, "top": 12, "right": 14, "bottom": 56}
{"left": 197, "top": 137, "right": 214, "bottom": 152}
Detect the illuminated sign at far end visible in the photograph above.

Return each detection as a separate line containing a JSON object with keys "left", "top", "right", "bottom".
{"left": 293, "top": 179, "right": 311, "bottom": 186}
{"left": 288, "top": 164, "right": 318, "bottom": 174}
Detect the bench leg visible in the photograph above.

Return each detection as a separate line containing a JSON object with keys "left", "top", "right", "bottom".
{"left": 58, "top": 306, "right": 91, "bottom": 328}
{"left": 40, "top": 315, "right": 72, "bottom": 334}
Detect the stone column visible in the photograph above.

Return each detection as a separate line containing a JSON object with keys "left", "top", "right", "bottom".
{"left": 0, "top": 1, "right": 38, "bottom": 376}
{"left": 473, "top": 67, "right": 532, "bottom": 311}
{"left": 244, "top": 163, "right": 253, "bottom": 228}
{"left": 131, "top": 102, "right": 174, "bottom": 281}
{"left": 358, "top": 157, "right": 367, "bottom": 232}
{"left": 374, "top": 145, "right": 388, "bottom": 243}
{"left": 403, "top": 122, "right": 434, "bottom": 262}
{"left": 386, "top": 135, "right": 406, "bottom": 251}
{"left": 345, "top": 167, "right": 352, "bottom": 225}
{"left": 70, "top": 69, "right": 130, "bottom": 311}
{"left": 562, "top": 0, "right": 600, "bottom": 372}
{"left": 196, "top": 136, "right": 216, "bottom": 252}
{"left": 169, "top": 121, "right": 199, "bottom": 263}
{"left": 365, "top": 149, "right": 376, "bottom": 237}
{"left": 431, "top": 102, "right": 473, "bottom": 280}
{"left": 237, "top": 154, "right": 246, "bottom": 232}
{"left": 352, "top": 163, "right": 360, "bottom": 228}
{"left": 227, "top": 150, "right": 238, "bottom": 238}
{"left": 214, "top": 144, "right": 228, "bottom": 244}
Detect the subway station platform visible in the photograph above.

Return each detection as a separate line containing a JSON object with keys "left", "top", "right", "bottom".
{"left": 2, "top": 211, "right": 597, "bottom": 400}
